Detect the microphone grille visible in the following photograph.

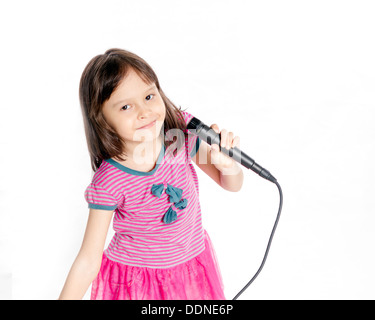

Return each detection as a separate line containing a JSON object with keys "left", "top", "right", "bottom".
{"left": 187, "top": 117, "right": 201, "bottom": 130}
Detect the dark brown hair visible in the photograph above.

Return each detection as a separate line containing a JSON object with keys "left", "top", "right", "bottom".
{"left": 79, "top": 48, "right": 187, "bottom": 172}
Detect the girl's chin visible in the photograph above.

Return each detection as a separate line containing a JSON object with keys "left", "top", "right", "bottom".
{"left": 130, "top": 131, "right": 163, "bottom": 143}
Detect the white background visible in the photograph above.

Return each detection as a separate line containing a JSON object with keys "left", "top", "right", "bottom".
{"left": 0, "top": 0, "right": 374, "bottom": 300}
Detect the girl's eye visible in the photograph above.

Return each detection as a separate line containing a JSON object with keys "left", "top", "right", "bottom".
{"left": 121, "top": 104, "right": 131, "bottom": 111}
{"left": 146, "top": 94, "right": 154, "bottom": 101}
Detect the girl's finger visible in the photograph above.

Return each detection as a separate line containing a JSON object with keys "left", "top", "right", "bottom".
{"left": 220, "top": 129, "right": 227, "bottom": 148}
{"left": 226, "top": 131, "right": 234, "bottom": 149}
{"left": 210, "top": 124, "right": 220, "bottom": 133}
{"left": 210, "top": 144, "right": 221, "bottom": 166}
{"left": 232, "top": 136, "right": 240, "bottom": 148}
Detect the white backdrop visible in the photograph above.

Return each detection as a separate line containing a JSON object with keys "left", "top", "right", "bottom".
{"left": 1, "top": 0, "right": 374, "bottom": 300}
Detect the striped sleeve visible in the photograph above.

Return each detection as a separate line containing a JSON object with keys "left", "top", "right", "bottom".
{"left": 180, "top": 110, "right": 201, "bottom": 157}
{"left": 84, "top": 183, "right": 118, "bottom": 211}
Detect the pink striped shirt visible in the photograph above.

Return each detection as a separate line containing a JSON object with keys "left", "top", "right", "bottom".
{"left": 84, "top": 111, "right": 203, "bottom": 268}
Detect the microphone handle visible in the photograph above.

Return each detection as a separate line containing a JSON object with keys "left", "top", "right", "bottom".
{"left": 193, "top": 123, "right": 277, "bottom": 183}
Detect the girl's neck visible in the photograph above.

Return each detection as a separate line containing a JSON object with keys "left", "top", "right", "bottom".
{"left": 113, "top": 136, "right": 163, "bottom": 171}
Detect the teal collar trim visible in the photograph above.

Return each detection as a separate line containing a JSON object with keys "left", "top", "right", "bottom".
{"left": 105, "top": 144, "right": 165, "bottom": 176}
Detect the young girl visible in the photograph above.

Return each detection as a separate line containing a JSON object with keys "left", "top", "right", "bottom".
{"left": 59, "top": 48, "right": 244, "bottom": 300}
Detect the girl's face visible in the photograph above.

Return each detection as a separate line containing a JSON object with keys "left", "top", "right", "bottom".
{"left": 102, "top": 68, "right": 166, "bottom": 153}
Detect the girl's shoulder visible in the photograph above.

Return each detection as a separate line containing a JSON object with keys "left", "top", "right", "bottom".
{"left": 178, "top": 109, "right": 195, "bottom": 127}
{"left": 89, "top": 158, "right": 117, "bottom": 183}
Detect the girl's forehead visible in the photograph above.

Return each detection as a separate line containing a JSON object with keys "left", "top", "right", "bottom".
{"left": 119, "top": 68, "right": 154, "bottom": 90}
{"left": 108, "top": 70, "right": 156, "bottom": 106}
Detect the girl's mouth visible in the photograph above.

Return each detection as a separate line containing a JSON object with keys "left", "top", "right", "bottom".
{"left": 138, "top": 120, "right": 156, "bottom": 130}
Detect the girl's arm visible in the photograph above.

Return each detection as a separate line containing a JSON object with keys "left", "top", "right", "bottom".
{"left": 192, "top": 124, "right": 244, "bottom": 192}
{"left": 58, "top": 208, "right": 113, "bottom": 300}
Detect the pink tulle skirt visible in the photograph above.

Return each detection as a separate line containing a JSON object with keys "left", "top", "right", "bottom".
{"left": 91, "top": 231, "right": 225, "bottom": 300}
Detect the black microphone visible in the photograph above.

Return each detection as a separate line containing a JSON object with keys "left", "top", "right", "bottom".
{"left": 187, "top": 117, "right": 277, "bottom": 183}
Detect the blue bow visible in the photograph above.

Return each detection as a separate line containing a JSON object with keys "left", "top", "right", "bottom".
{"left": 151, "top": 183, "right": 183, "bottom": 203}
{"left": 165, "top": 184, "right": 183, "bottom": 203}
{"left": 175, "top": 198, "right": 188, "bottom": 209}
{"left": 151, "top": 184, "right": 164, "bottom": 198}
{"left": 163, "top": 207, "right": 177, "bottom": 224}
{"left": 151, "top": 183, "right": 188, "bottom": 224}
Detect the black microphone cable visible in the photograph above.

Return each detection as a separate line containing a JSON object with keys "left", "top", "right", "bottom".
{"left": 232, "top": 180, "right": 283, "bottom": 300}
{"left": 187, "top": 117, "right": 284, "bottom": 300}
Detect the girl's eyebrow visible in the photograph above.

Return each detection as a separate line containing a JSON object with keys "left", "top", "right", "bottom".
{"left": 112, "top": 84, "right": 157, "bottom": 108}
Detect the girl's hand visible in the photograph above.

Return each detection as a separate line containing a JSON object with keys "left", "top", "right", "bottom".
{"left": 210, "top": 124, "right": 241, "bottom": 174}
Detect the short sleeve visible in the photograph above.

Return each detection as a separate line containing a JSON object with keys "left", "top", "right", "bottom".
{"left": 180, "top": 110, "right": 201, "bottom": 157}
{"left": 84, "top": 183, "right": 118, "bottom": 211}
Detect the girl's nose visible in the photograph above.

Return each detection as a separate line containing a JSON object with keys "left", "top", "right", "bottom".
{"left": 138, "top": 103, "right": 152, "bottom": 119}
